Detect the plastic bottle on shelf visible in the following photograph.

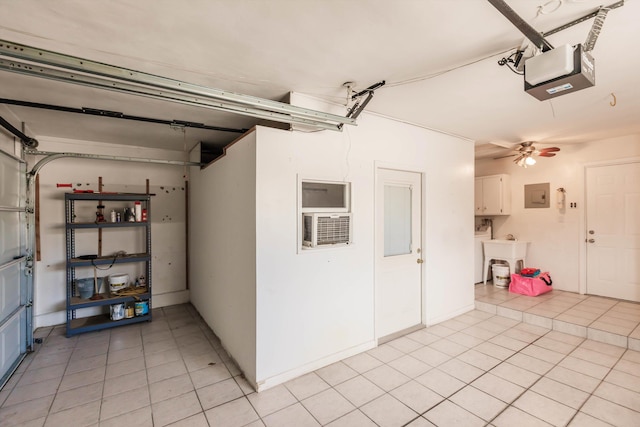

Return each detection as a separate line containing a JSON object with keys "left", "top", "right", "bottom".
{"left": 134, "top": 201, "right": 142, "bottom": 222}
{"left": 110, "top": 209, "right": 116, "bottom": 223}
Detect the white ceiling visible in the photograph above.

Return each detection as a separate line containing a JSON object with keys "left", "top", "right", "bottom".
{"left": 0, "top": 0, "right": 638, "bottom": 158}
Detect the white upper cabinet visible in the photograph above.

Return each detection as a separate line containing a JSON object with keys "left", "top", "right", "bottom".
{"left": 475, "top": 174, "right": 511, "bottom": 216}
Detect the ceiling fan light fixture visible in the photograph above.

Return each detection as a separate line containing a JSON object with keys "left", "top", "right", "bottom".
{"left": 514, "top": 153, "right": 536, "bottom": 168}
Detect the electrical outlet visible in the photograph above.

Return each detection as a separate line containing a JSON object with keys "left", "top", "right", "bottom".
{"left": 569, "top": 202, "right": 577, "bottom": 208}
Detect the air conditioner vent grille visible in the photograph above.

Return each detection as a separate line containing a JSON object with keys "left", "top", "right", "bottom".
{"left": 316, "top": 216, "right": 350, "bottom": 245}
{"left": 302, "top": 213, "right": 352, "bottom": 248}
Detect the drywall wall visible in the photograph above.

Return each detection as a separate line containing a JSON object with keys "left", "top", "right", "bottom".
{"left": 475, "top": 133, "right": 640, "bottom": 292}
{"left": 31, "top": 136, "right": 189, "bottom": 328}
{"left": 254, "top": 93, "right": 475, "bottom": 386}
{"left": 188, "top": 134, "right": 258, "bottom": 385}
{"left": 189, "top": 95, "right": 474, "bottom": 390}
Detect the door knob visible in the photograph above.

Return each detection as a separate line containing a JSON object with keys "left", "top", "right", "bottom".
{"left": 417, "top": 259, "right": 424, "bottom": 264}
{"left": 588, "top": 239, "right": 595, "bottom": 243}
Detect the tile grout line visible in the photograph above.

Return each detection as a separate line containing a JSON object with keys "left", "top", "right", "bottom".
{"left": 43, "top": 327, "right": 77, "bottom": 425}
{"left": 476, "top": 290, "right": 637, "bottom": 350}
{"left": 482, "top": 327, "right": 585, "bottom": 426}
{"left": 562, "top": 346, "right": 628, "bottom": 427}
{"left": 162, "top": 305, "right": 208, "bottom": 427}
{"left": 415, "top": 319, "right": 557, "bottom": 425}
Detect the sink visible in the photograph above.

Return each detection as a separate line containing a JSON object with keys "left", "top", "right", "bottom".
{"left": 482, "top": 240, "right": 530, "bottom": 285}
{"left": 483, "top": 240, "right": 529, "bottom": 259}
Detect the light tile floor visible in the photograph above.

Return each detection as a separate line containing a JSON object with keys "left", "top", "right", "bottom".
{"left": 0, "top": 291, "right": 639, "bottom": 426}
{"left": 475, "top": 284, "right": 640, "bottom": 350}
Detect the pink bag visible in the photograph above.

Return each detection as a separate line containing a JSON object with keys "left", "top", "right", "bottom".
{"left": 509, "top": 272, "right": 553, "bottom": 296}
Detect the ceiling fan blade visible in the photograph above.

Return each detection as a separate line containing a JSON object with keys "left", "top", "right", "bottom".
{"left": 493, "top": 153, "right": 518, "bottom": 160}
{"left": 538, "top": 152, "right": 557, "bottom": 157}
{"left": 539, "top": 147, "right": 560, "bottom": 153}
{"left": 489, "top": 140, "right": 519, "bottom": 149}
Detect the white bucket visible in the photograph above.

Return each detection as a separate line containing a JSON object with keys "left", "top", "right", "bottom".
{"left": 492, "top": 264, "right": 511, "bottom": 288}
{"left": 108, "top": 274, "right": 129, "bottom": 293}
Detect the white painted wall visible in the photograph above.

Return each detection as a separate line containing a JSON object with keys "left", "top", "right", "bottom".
{"left": 255, "top": 93, "right": 473, "bottom": 387}
{"left": 31, "top": 137, "right": 189, "bottom": 328}
{"left": 190, "top": 94, "right": 474, "bottom": 390}
{"left": 475, "top": 134, "right": 640, "bottom": 292}
{"left": 188, "top": 135, "right": 258, "bottom": 385}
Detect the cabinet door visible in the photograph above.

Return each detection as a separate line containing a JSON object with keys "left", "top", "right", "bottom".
{"left": 474, "top": 178, "right": 483, "bottom": 215}
{"left": 482, "top": 175, "right": 503, "bottom": 215}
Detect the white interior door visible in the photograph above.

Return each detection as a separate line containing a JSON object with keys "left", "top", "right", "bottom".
{"left": 586, "top": 162, "right": 640, "bottom": 302}
{"left": 0, "top": 148, "right": 30, "bottom": 388}
{"left": 375, "top": 168, "right": 422, "bottom": 339}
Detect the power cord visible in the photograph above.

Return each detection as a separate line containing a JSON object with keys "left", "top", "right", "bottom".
{"left": 497, "top": 51, "right": 525, "bottom": 75}
{"left": 91, "top": 250, "right": 127, "bottom": 270}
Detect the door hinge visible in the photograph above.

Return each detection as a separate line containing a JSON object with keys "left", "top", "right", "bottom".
{"left": 25, "top": 256, "right": 34, "bottom": 276}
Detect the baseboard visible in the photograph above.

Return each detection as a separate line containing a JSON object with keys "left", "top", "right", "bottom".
{"left": 378, "top": 324, "right": 425, "bottom": 345}
{"left": 34, "top": 311, "right": 66, "bottom": 329}
{"left": 153, "top": 290, "right": 190, "bottom": 307}
{"left": 254, "top": 340, "right": 376, "bottom": 392}
{"left": 426, "top": 303, "right": 475, "bottom": 326}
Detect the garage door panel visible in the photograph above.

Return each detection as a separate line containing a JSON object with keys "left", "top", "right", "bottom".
{"left": 0, "top": 151, "right": 24, "bottom": 208}
{"left": 0, "top": 262, "right": 23, "bottom": 323}
{"left": 0, "top": 211, "right": 23, "bottom": 265}
{"left": 0, "top": 147, "right": 28, "bottom": 388}
{"left": 0, "top": 309, "right": 25, "bottom": 383}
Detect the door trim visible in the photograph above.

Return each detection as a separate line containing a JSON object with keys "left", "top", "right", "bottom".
{"left": 580, "top": 157, "right": 640, "bottom": 296}
{"left": 374, "top": 163, "right": 426, "bottom": 340}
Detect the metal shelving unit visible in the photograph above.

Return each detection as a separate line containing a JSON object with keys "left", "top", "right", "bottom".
{"left": 65, "top": 193, "right": 152, "bottom": 337}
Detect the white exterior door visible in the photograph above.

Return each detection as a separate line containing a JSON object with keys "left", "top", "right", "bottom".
{"left": 586, "top": 162, "right": 640, "bottom": 302}
{"left": 0, "top": 147, "right": 31, "bottom": 387}
{"left": 375, "top": 168, "right": 422, "bottom": 339}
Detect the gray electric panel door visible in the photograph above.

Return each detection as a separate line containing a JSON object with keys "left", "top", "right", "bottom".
{"left": 0, "top": 147, "right": 30, "bottom": 388}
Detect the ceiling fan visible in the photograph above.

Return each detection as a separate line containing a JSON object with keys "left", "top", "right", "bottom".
{"left": 494, "top": 141, "right": 560, "bottom": 167}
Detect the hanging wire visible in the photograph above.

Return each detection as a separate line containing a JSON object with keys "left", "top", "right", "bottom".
{"left": 537, "top": 0, "right": 564, "bottom": 16}
{"left": 384, "top": 47, "right": 516, "bottom": 88}
{"left": 343, "top": 126, "right": 352, "bottom": 182}
{"left": 497, "top": 50, "right": 525, "bottom": 75}
{"left": 91, "top": 252, "right": 123, "bottom": 270}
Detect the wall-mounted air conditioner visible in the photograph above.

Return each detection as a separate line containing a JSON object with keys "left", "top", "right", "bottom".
{"left": 302, "top": 213, "right": 352, "bottom": 248}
